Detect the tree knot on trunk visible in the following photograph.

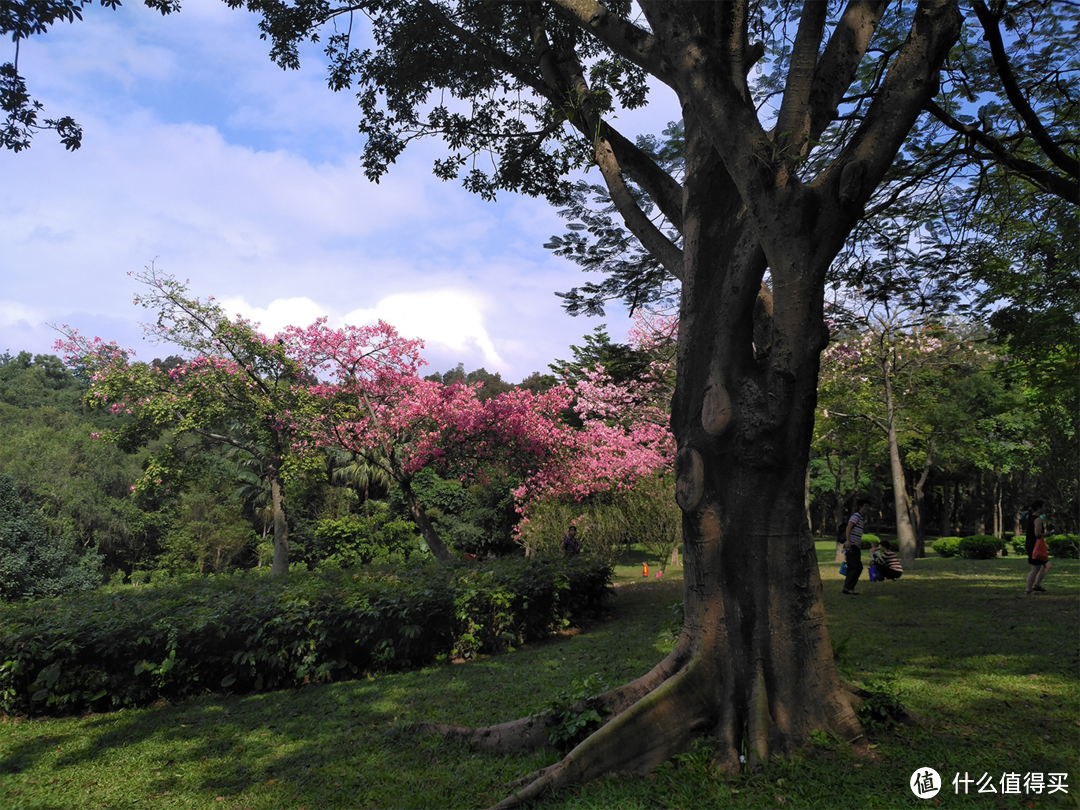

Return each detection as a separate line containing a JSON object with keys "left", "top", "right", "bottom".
{"left": 838, "top": 159, "right": 865, "bottom": 207}
{"left": 701, "top": 375, "right": 733, "bottom": 436}
{"left": 675, "top": 446, "right": 705, "bottom": 512}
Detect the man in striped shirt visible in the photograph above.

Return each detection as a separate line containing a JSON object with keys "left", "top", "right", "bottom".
{"left": 842, "top": 499, "right": 872, "bottom": 595}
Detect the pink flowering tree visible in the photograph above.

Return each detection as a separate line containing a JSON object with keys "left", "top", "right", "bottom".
{"left": 513, "top": 357, "right": 677, "bottom": 560}
{"left": 286, "top": 319, "right": 573, "bottom": 564}
{"left": 55, "top": 266, "right": 319, "bottom": 576}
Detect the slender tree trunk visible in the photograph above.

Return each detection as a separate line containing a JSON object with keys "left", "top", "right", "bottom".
{"left": 940, "top": 476, "right": 952, "bottom": 537}
{"left": 993, "top": 476, "right": 1003, "bottom": 538}
{"left": 400, "top": 477, "right": 454, "bottom": 564}
{"left": 270, "top": 476, "right": 289, "bottom": 576}
{"left": 911, "top": 441, "right": 934, "bottom": 558}
{"left": 883, "top": 368, "right": 918, "bottom": 568}
{"left": 974, "top": 472, "right": 986, "bottom": 534}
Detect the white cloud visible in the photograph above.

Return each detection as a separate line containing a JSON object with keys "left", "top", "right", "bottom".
{"left": 0, "top": 2, "right": 667, "bottom": 381}
{"left": 216, "top": 289, "right": 505, "bottom": 373}
{"left": 216, "top": 296, "right": 327, "bottom": 335}
{"left": 342, "top": 289, "right": 504, "bottom": 370}
{"left": 0, "top": 301, "right": 44, "bottom": 328}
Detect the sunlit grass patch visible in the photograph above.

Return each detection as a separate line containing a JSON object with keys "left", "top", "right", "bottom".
{"left": 0, "top": 547, "right": 1075, "bottom": 809}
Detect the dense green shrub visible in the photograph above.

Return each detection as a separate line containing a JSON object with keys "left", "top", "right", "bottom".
{"left": 931, "top": 537, "right": 963, "bottom": 557}
{"left": 621, "top": 474, "right": 681, "bottom": 570}
{"left": 312, "top": 502, "right": 422, "bottom": 569}
{"left": 0, "top": 557, "right": 611, "bottom": 717}
{"left": 958, "top": 535, "right": 1006, "bottom": 560}
{"left": 0, "top": 475, "right": 102, "bottom": 601}
{"left": 1010, "top": 535, "right": 1027, "bottom": 554}
{"left": 1046, "top": 534, "right": 1079, "bottom": 559}
{"left": 861, "top": 533, "right": 881, "bottom": 546}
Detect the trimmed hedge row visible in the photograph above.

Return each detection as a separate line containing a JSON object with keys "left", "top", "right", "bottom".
{"left": 0, "top": 557, "right": 612, "bottom": 717}
{"left": 1009, "top": 534, "right": 1079, "bottom": 559}
{"left": 1047, "top": 534, "right": 1080, "bottom": 559}
{"left": 932, "top": 535, "right": 1006, "bottom": 559}
{"left": 937, "top": 534, "right": 1079, "bottom": 560}
{"left": 931, "top": 537, "right": 963, "bottom": 557}
{"left": 958, "top": 535, "right": 1006, "bottom": 559}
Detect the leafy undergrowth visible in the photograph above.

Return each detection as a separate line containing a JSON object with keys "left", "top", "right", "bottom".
{"left": 0, "top": 558, "right": 612, "bottom": 717}
{"left": 0, "top": 547, "right": 1076, "bottom": 809}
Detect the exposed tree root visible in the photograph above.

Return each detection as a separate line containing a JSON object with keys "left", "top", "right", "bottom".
{"left": 489, "top": 658, "right": 715, "bottom": 809}
{"left": 411, "top": 715, "right": 551, "bottom": 755}
{"left": 418, "top": 620, "right": 865, "bottom": 809}
{"left": 412, "top": 634, "right": 694, "bottom": 755}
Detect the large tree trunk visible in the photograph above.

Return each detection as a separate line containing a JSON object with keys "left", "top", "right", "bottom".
{"left": 269, "top": 476, "right": 289, "bottom": 576}
{"left": 463, "top": 125, "right": 865, "bottom": 809}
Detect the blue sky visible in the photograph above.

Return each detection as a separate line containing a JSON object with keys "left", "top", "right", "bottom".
{"left": 1, "top": 2, "right": 681, "bottom": 381}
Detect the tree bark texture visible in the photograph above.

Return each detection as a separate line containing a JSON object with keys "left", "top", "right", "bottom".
{"left": 269, "top": 476, "right": 289, "bottom": 576}
{"left": 667, "top": 122, "right": 863, "bottom": 771}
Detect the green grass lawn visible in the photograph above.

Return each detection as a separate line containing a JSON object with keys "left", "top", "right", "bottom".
{"left": 1, "top": 545, "right": 1076, "bottom": 809}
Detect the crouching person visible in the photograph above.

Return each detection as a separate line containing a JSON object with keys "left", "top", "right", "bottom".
{"left": 876, "top": 540, "right": 903, "bottom": 580}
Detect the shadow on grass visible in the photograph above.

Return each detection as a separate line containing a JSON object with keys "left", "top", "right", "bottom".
{"left": 0, "top": 576, "right": 685, "bottom": 809}
{"left": 1, "top": 551, "right": 1074, "bottom": 809}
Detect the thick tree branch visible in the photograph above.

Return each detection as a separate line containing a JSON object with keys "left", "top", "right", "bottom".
{"left": 970, "top": 0, "right": 1079, "bottom": 179}
{"left": 593, "top": 132, "right": 685, "bottom": 279}
{"left": 548, "top": 0, "right": 675, "bottom": 88}
{"left": 808, "top": 1, "right": 890, "bottom": 143}
{"left": 641, "top": 0, "right": 776, "bottom": 222}
{"left": 562, "top": 54, "right": 685, "bottom": 279}
{"left": 600, "top": 121, "right": 685, "bottom": 234}
{"left": 774, "top": 0, "right": 829, "bottom": 156}
{"left": 811, "top": 1, "right": 963, "bottom": 222}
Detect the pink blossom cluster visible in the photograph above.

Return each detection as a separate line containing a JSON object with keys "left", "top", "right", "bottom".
{"left": 512, "top": 363, "right": 675, "bottom": 516}
{"left": 57, "top": 288, "right": 677, "bottom": 526}
{"left": 287, "top": 319, "right": 576, "bottom": 483}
